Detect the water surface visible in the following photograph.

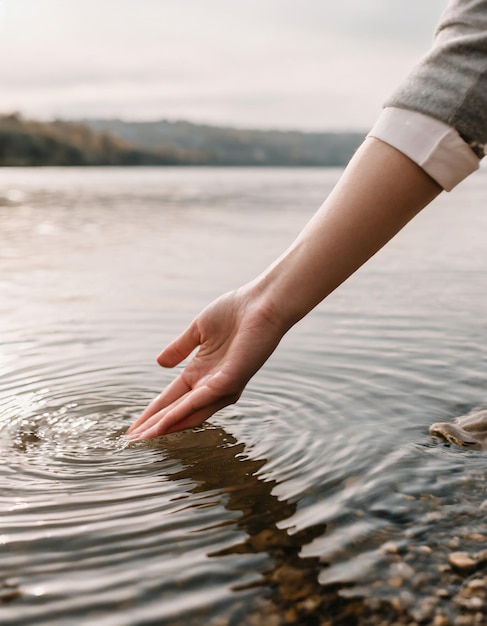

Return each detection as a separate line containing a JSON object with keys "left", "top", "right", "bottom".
{"left": 1, "top": 166, "right": 487, "bottom": 625}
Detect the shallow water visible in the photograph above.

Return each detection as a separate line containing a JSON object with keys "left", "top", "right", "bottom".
{"left": 1, "top": 166, "right": 487, "bottom": 625}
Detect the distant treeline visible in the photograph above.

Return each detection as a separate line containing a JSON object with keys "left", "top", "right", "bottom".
{"left": 0, "top": 113, "right": 366, "bottom": 167}
{"left": 83, "top": 118, "right": 366, "bottom": 166}
{"left": 0, "top": 114, "right": 189, "bottom": 166}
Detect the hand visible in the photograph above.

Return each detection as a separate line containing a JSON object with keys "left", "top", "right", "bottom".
{"left": 126, "top": 286, "right": 285, "bottom": 440}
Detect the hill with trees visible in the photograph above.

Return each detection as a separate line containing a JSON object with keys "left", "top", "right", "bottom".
{"left": 0, "top": 114, "right": 192, "bottom": 166}
{"left": 0, "top": 113, "right": 365, "bottom": 167}
{"left": 83, "top": 118, "right": 365, "bottom": 167}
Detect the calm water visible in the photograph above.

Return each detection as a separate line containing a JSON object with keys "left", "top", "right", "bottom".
{"left": 1, "top": 166, "right": 487, "bottom": 625}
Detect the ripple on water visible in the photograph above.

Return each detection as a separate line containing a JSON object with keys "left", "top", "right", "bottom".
{"left": 0, "top": 377, "right": 267, "bottom": 625}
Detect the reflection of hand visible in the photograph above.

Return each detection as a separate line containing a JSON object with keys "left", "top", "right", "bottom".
{"left": 126, "top": 286, "right": 285, "bottom": 440}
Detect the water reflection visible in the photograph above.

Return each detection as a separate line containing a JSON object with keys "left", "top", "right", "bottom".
{"left": 151, "top": 425, "right": 331, "bottom": 624}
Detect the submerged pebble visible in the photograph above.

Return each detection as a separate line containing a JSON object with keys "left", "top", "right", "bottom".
{"left": 0, "top": 579, "right": 21, "bottom": 603}
{"left": 449, "top": 552, "right": 477, "bottom": 572}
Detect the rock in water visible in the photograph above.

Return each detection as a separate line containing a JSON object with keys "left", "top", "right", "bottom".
{"left": 429, "top": 408, "right": 487, "bottom": 450}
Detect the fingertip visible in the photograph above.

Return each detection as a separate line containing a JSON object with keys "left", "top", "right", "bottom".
{"left": 127, "top": 424, "right": 164, "bottom": 441}
{"left": 156, "top": 347, "right": 175, "bottom": 367}
{"left": 126, "top": 432, "right": 146, "bottom": 442}
{"left": 156, "top": 324, "right": 199, "bottom": 367}
{"left": 126, "top": 418, "right": 143, "bottom": 435}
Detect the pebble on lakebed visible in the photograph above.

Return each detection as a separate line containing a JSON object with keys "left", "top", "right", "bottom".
{"left": 0, "top": 579, "right": 21, "bottom": 603}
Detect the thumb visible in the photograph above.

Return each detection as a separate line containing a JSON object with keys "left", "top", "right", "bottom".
{"left": 157, "top": 322, "right": 200, "bottom": 368}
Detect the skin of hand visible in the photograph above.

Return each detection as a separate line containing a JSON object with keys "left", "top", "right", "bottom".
{"left": 126, "top": 288, "right": 286, "bottom": 439}
{"left": 126, "top": 138, "right": 442, "bottom": 441}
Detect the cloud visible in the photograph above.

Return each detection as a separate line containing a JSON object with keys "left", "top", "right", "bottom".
{"left": 0, "top": 0, "right": 448, "bottom": 129}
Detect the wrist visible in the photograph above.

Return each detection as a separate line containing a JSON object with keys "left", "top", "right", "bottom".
{"left": 242, "top": 254, "right": 306, "bottom": 335}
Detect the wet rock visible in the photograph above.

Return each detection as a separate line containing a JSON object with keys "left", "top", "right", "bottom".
{"left": 249, "top": 614, "right": 281, "bottom": 626}
{"left": 397, "top": 589, "right": 415, "bottom": 609}
{"left": 464, "top": 578, "right": 487, "bottom": 594}
{"left": 390, "top": 596, "right": 403, "bottom": 612}
{"left": 463, "top": 596, "right": 484, "bottom": 610}
{"left": 390, "top": 561, "right": 415, "bottom": 579}
{"left": 3, "top": 578, "right": 19, "bottom": 588}
{"left": 249, "top": 528, "right": 292, "bottom": 551}
{"left": 388, "top": 575, "right": 404, "bottom": 589}
{"left": 297, "top": 596, "right": 320, "bottom": 613}
{"left": 381, "top": 540, "right": 400, "bottom": 554}
{"left": 429, "top": 408, "right": 487, "bottom": 450}
{"left": 474, "top": 549, "right": 487, "bottom": 564}
{"left": 433, "top": 614, "right": 451, "bottom": 626}
{"left": 269, "top": 563, "right": 316, "bottom": 603}
{"left": 449, "top": 551, "right": 477, "bottom": 572}
{"left": 412, "top": 572, "right": 432, "bottom": 589}
{"left": 283, "top": 607, "right": 297, "bottom": 623}
{"left": 0, "top": 579, "right": 21, "bottom": 603}
{"left": 409, "top": 596, "right": 437, "bottom": 622}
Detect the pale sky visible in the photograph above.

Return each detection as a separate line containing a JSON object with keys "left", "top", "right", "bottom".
{"left": 0, "top": 0, "right": 448, "bottom": 131}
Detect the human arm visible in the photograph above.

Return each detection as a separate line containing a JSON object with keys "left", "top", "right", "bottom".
{"left": 126, "top": 137, "right": 441, "bottom": 440}
{"left": 127, "top": 0, "right": 486, "bottom": 441}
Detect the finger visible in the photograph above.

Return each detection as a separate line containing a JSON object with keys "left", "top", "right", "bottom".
{"left": 126, "top": 375, "right": 193, "bottom": 434}
{"left": 130, "top": 396, "right": 234, "bottom": 440}
{"left": 127, "top": 324, "right": 201, "bottom": 435}
{"left": 127, "top": 391, "right": 190, "bottom": 437}
{"left": 163, "top": 400, "right": 232, "bottom": 434}
{"left": 128, "top": 383, "right": 237, "bottom": 440}
{"left": 157, "top": 322, "right": 200, "bottom": 368}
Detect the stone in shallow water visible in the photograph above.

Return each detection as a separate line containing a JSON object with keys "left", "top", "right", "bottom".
{"left": 448, "top": 551, "right": 477, "bottom": 572}
{"left": 429, "top": 409, "right": 487, "bottom": 450}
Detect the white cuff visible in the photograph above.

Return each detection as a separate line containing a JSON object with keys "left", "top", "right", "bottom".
{"left": 367, "top": 107, "right": 480, "bottom": 191}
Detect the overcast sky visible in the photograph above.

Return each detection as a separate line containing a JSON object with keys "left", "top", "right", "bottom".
{"left": 0, "top": 0, "right": 448, "bottom": 131}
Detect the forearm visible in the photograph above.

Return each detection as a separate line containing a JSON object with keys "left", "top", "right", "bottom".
{"left": 249, "top": 137, "right": 442, "bottom": 331}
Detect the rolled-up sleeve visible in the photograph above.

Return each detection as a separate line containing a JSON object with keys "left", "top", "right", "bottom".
{"left": 368, "top": 0, "right": 486, "bottom": 191}
{"left": 368, "top": 107, "right": 480, "bottom": 191}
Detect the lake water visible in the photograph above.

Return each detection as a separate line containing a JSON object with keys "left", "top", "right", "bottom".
{"left": 1, "top": 166, "right": 486, "bottom": 625}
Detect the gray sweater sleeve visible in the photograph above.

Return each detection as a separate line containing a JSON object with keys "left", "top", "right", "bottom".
{"left": 385, "top": 0, "right": 487, "bottom": 158}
